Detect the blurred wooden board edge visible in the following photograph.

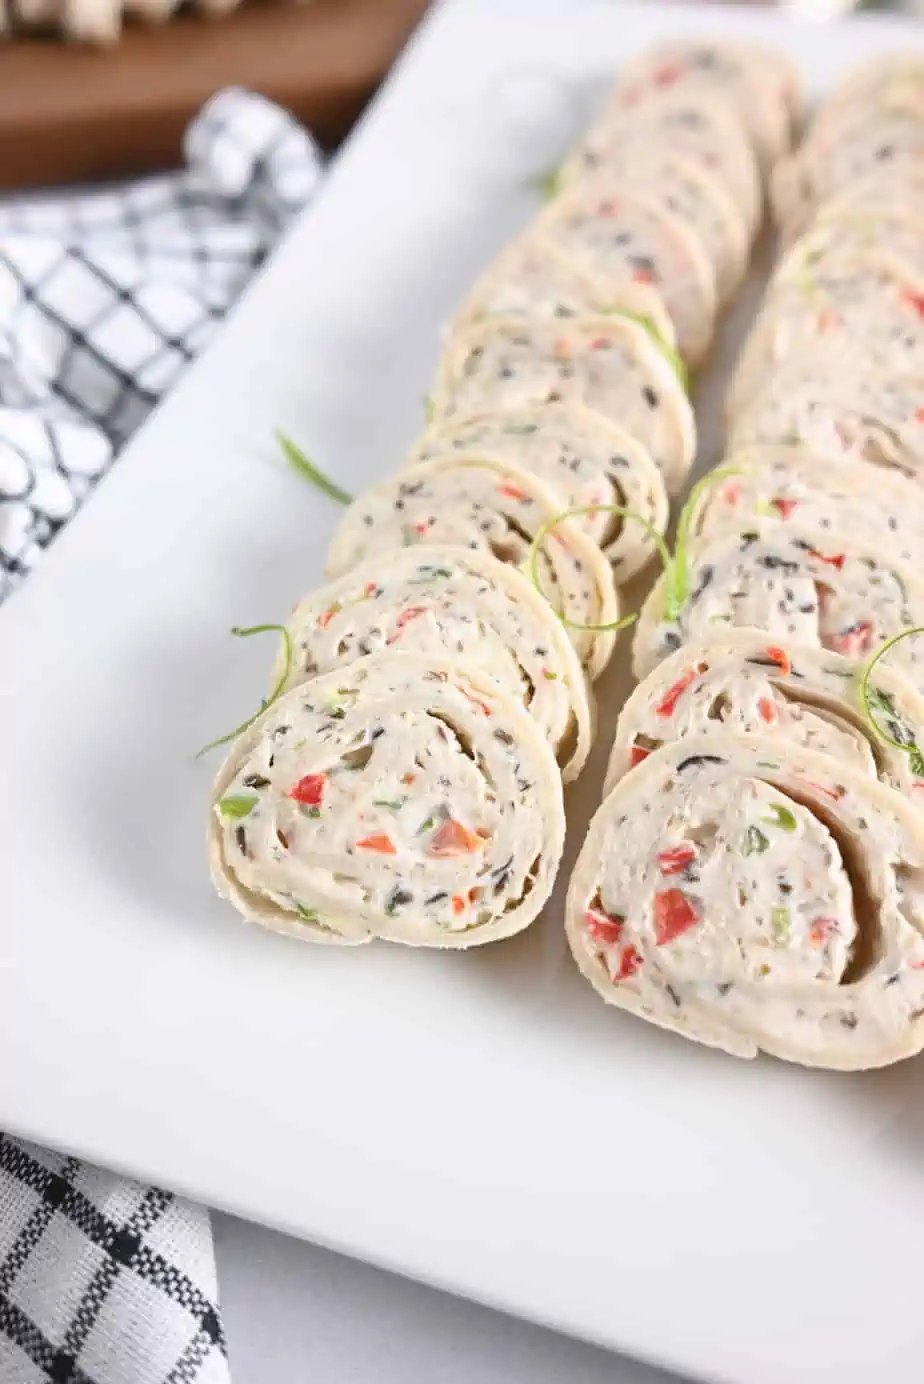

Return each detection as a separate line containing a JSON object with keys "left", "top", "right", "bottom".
{"left": 0, "top": 0, "right": 431, "bottom": 189}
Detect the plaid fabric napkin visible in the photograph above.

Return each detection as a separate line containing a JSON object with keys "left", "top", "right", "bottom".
{"left": 0, "top": 86, "right": 322, "bottom": 605}
{"left": 0, "top": 89, "right": 323, "bottom": 1382}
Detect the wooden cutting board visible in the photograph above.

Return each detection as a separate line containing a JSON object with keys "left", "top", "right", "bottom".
{"left": 0, "top": 0, "right": 430, "bottom": 189}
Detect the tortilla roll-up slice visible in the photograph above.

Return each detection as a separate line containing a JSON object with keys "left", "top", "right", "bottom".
{"left": 725, "top": 258, "right": 924, "bottom": 421}
{"left": 632, "top": 520, "right": 924, "bottom": 685}
{"left": 210, "top": 653, "right": 565, "bottom": 949}
{"left": 537, "top": 182, "right": 717, "bottom": 365}
{"left": 601, "top": 40, "right": 800, "bottom": 170}
{"left": 408, "top": 403, "right": 669, "bottom": 582}
{"left": 449, "top": 230, "right": 676, "bottom": 347}
{"left": 276, "top": 546, "right": 594, "bottom": 783}
{"left": 606, "top": 631, "right": 924, "bottom": 803}
{"left": 559, "top": 91, "right": 761, "bottom": 238}
{"left": 726, "top": 356, "right": 924, "bottom": 479}
{"left": 325, "top": 456, "right": 620, "bottom": 682}
{"left": 773, "top": 213, "right": 924, "bottom": 299}
{"left": 566, "top": 732, "right": 924, "bottom": 1069}
{"left": 810, "top": 56, "right": 924, "bottom": 146}
{"left": 771, "top": 108, "right": 924, "bottom": 242}
{"left": 690, "top": 447, "right": 924, "bottom": 568}
{"left": 431, "top": 316, "right": 695, "bottom": 495}
{"left": 580, "top": 147, "right": 750, "bottom": 305}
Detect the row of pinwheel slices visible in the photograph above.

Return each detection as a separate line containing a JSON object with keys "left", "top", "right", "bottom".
{"left": 208, "top": 38, "right": 791, "bottom": 951}
{"left": 566, "top": 56, "right": 924, "bottom": 1071}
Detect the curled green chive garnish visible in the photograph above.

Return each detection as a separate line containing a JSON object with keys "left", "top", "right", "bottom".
{"left": 196, "top": 623, "right": 294, "bottom": 759}
{"left": 218, "top": 794, "right": 259, "bottom": 818}
{"left": 763, "top": 804, "right": 798, "bottom": 832}
{"left": 669, "top": 467, "right": 743, "bottom": 621}
{"left": 612, "top": 311, "right": 688, "bottom": 392}
{"left": 743, "top": 825, "right": 769, "bottom": 856}
{"left": 276, "top": 430, "right": 353, "bottom": 505}
{"left": 860, "top": 627, "right": 924, "bottom": 775}
{"left": 527, "top": 504, "right": 672, "bottom": 634}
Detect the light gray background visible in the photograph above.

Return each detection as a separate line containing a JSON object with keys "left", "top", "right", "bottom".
{"left": 214, "top": 1214, "right": 682, "bottom": 1384}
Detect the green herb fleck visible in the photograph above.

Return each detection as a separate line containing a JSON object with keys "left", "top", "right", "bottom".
{"left": 763, "top": 804, "right": 797, "bottom": 832}
{"left": 300, "top": 805, "right": 321, "bottom": 819}
{"left": 276, "top": 430, "right": 353, "bottom": 505}
{"left": 743, "top": 825, "right": 770, "bottom": 856}
{"left": 423, "top": 394, "right": 435, "bottom": 425}
{"left": 533, "top": 166, "right": 561, "bottom": 199}
{"left": 375, "top": 798, "right": 407, "bottom": 811}
{"left": 196, "top": 623, "right": 295, "bottom": 759}
{"left": 218, "top": 794, "right": 259, "bottom": 819}
{"left": 295, "top": 903, "right": 319, "bottom": 922}
{"left": 542, "top": 669, "right": 559, "bottom": 680}
{"left": 418, "top": 815, "right": 436, "bottom": 834}
{"left": 771, "top": 905, "right": 791, "bottom": 944}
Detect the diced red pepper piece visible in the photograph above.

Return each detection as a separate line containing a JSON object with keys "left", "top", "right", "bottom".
{"left": 758, "top": 697, "right": 777, "bottom": 724}
{"left": 805, "top": 780, "right": 845, "bottom": 802}
{"left": 612, "top": 944, "right": 642, "bottom": 981}
{"left": 654, "top": 664, "right": 705, "bottom": 718}
{"left": 657, "top": 843, "right": 697, "bottom": 876}
{"left": 452, "top": 894, "right": 466, "bottom": 915}
{"left": 654, "top": 63, "right": 681, "bottom": 87}
{"left": 585, "top": 907, "right": 624, "bottom": 945}
{"left": 500, "top": 483, "right": 529, "bottom": 501}
{"left": 289, "top": 773, "right": 326, "bottom": 806}
{"left": 771, "top": 497, "right": 798, "bottom": 519}
{"left": 396, "top": 605, "right": 427, "bottom": 630}
{"left": 917, "top": 407, "right": 924, "bottom": 425}
{"left": 318, "top": 608, "right": 337, "bottom": 629}
{"left": 808, "top": 548, "right": 845, "bottom": 570}
{"left": 460, "top": 689, "right": 492, "bottom": 717}
{"left": 629, "top": 743, "right": 652, "bottom": 768}
{"left": 828, "top": 622, "right": 873, "bottom": 658}
{"left": 902, "top": 288, "right": 924, "bottom": 318}
{"left": 589, "top": 337, "right": 611, "bottom": 350}
{"left": 722, "top": 483, "right": 740, "bottom": 506}
{"left": 766, "top": 646, "right": 791, "bottom": 677}
{"left": 414, "top": 522, "right": 430, "bottom": 537}
{"left": 810, "top": 916, "right": 838, "bottom": 946}
{"left": 357, "top": 833, "right": 397, "bottom": 854}
{"left": 654, "top": 889, "right": 701, "bottom": 946}
{"left": 632, "top": 267, "right": 654, "bottom": 285}
{"left": 428, "top": 818, "right": 483, "bottom": 857}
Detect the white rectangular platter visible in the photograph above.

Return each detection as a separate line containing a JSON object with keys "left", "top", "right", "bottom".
{"left": 6, "top": 3, "right": 924, "bottom": 1382}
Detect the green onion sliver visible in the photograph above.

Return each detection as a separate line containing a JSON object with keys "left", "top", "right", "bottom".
{"left": 276, "top": 430, "right": 353, "bottom": 505}
{"left": 195, "top": 623, "right": 294, "bottom": 759}
{"left": 527, "top": 504, "right": 672, "bottom": 634}
{"left": 859, "top": 626, "right": 924, "bottom": 763}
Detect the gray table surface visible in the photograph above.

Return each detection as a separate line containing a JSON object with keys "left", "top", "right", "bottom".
{"left": 214, "top": 1212, "right": 683, "bottom": 1384}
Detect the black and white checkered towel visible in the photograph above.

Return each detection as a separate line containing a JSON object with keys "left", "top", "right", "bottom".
{"left": 0, "top": 85, "right": 322, "bottom": 604}
{"left": 0, "top": 89, "right": 323, "bottom": 1382}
